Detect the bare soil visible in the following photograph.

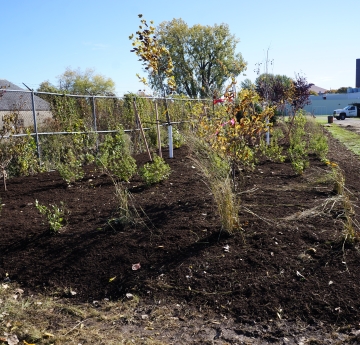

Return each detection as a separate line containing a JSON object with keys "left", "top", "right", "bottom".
{"left": 1, "top": 131, "right": 360, "bottom": 344}
{"left": 333, "top": 117, "right": 360, "bottom": 133}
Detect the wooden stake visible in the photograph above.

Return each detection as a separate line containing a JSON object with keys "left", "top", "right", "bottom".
{"left": 0, "top": 157, "right": 11, "bottom": 191}
{"left": 154, "top": 101, "right": 162, "bottom": 158}
{"left": 132, "top": 99, "right": 152, "bottom": 162}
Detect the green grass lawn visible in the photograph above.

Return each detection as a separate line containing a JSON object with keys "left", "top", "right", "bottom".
{"left": 315, "top": 116, "right": 360, "bottom": 156}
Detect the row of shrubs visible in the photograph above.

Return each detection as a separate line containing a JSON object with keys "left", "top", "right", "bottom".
{"left": 0, "top": 109, "right": 329, "bottom": 187}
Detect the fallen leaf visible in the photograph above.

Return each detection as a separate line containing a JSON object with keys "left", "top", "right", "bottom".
{"left": 5, "top": 334, "right": 19, "bottom": 345}
{"left": 109, "top": 276, "right": 116, "bottom": 282}
{"left": 23, "top": 340, "right": 36, "bottom": 345}
{"left": 296, "top": 271, "right": 306, "bottom": 279}
{"left": 132, "top": 263, "right": 141, "bottom": 270}
{"left": 43, "top": 332, "right": 54, "bottom": 338}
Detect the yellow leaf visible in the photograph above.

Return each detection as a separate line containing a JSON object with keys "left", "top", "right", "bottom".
{"left": 109, "top": 276, "right": 116, "bottom": 282}
{"left": 23, "top": 341, "right": 36, "bottom": 345}
{"left": 43, "top": 332, "right": 54, "bottom": 338}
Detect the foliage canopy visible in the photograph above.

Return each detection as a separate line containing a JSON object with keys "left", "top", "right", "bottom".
{"left": 255, "top": 73, "right": 293, "bottom": 108}
{"left": 129, "top": 14, "right": 176, "bottom": 94}
{"left": 38, "top": 67, "right": 116, "bottom": 96}
{"left": 149, "top": 18, "right": 246, "bottom": 98}
{"left": 254, "top": 73, "right": 312, "bottom": 114}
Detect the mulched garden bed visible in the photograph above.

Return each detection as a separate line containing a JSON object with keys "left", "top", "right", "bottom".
{"left": 1, "top": 131, "right": 360, "bottom": 338}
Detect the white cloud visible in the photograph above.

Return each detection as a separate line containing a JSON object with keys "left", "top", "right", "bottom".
{"left": 82, "top": 41, "right": 109, "bottom": 50}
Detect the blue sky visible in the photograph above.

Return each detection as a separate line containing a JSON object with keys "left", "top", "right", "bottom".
{"left": 2, "top": 0, "right": 360, "bottom": 96}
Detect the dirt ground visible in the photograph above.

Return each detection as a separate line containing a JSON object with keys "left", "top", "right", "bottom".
{"left": 1, "top": 129, "right": 360, "bottom": 344}
{"left": 332, "top": 117, "right": 360, "bottom": 133}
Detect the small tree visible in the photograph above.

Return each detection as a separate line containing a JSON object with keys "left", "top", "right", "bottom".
{"left": 129, "top": 14, "right": 176, "bottom": 94}
{"left": 148, "top": 18, "right": 246, "bottom": 98}
{"left": 291, "top": 73, "right": 313, "bottom": 113}
{"left": 255, "top": 73, "right": 293, "bottom": 115}
{"left": 38, "top": 68, "right": 116, "bottom": 96}
{"left": 281, "top": 74, "right": 313, "bottom": 141}
{"left": 198, "top": 78, "right": 274, "bottom": 176}
{"left": 336, "top": 86, "right": 350, "bottom": 94}
{"left": 240, "top": 78, "right": 255, "bottom": 91}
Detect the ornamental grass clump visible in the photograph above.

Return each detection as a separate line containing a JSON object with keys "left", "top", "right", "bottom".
{"left": 327, "top": 161, "right": 345, "bottom": 195}
{"left": 187, "top": 133, "right": 240, "bottom": 235}
{"left": 342, "top": 192, "right": 359, "bottom": 244}
{"left": 108, "top": 180, "right": 136, "bottom": 228}
{"left": 140, "top": 154, "right": 171, "bottom": 185}
{"left": 211, "top": 177, "right": 241, "bottom": 234}
{"left": 323, "top": 161, "right": 360, "bottom": 243}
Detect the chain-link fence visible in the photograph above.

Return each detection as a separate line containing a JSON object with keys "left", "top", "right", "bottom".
{"left": 0, "top": 89, "right": 212, "bottom": 170}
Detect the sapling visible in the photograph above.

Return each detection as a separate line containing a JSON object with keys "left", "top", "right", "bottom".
{"left": 288, "top": 110, "right": 309, "bottom": 175}
{"left": 0, "top": 157, "right": 12, "bottom": 191}
{"left": 57, "top": 149, "right": 84, "bottom": 184}
{"left": 96, "top": 128, "right": 137, "bottom": 182}
{"left": 259, "top": 127, "right": 285, "bottom": 163}
{"left": 140, "top": 154, "right": 171, "bottom": 185}
{"left": 35, "top": 199, "right": 68, "bottom": 233}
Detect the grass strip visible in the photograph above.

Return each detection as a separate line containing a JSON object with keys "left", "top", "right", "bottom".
{"left": 317, "top": 119, "right": 360, "bottom": 156}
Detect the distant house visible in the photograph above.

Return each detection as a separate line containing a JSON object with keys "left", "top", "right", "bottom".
{"left": 309, "top": 84, "right": 327, "bottom": 95}
{"left": 0, "top": 79, "right": 52, "bottom": 130}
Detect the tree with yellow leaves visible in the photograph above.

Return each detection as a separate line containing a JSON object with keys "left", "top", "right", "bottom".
{"left": 198, "top": 78, "right": 275, "bottom": 174}
{"left": 129, "top": 14, "right": 176, "bottom": 95}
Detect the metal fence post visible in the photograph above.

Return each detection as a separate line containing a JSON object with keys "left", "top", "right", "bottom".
{"left": 92, "top": 96, "right": 99, "bottom": 152}
{"left": 164, "top": 99, "right": 173, "bottom": 158}
{"left": 266, "top": 117, "right": 270, "bottom": 145}
{"left": 92, "top": 96, "right": 97, "bottom": 132}
{"left": 31, "top": 90, "right": 41, "bottom": 161}
{"left": 154, "top": 100, "right": 162, "bottom": 158}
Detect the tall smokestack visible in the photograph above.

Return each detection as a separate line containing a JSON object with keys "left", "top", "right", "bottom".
{"left": 356, "top": 59, "right": 360, "bottom": 88}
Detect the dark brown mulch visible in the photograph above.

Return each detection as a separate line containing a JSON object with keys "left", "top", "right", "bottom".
{"left": 1, "top": 133, "right": 360, "bottom": 331}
